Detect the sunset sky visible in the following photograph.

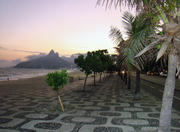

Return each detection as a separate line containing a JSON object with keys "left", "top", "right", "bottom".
{"left": 0, "top": 0, "right": 135, "bottom": 61}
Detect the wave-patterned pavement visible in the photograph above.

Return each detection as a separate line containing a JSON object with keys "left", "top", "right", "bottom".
{"left": 0, "top": 75, "right": 180, "bottom": 132}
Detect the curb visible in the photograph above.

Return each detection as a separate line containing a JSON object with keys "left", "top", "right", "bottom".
{"left": 141, "top": 78, "right": 180, "bottom": 91}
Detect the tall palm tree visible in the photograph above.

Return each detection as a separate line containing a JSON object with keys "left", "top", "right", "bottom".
{"left": 110, "top": 26, "right": 131, "bottom": 87}
{"left": 97, "top": 0, "right": 180, "bottom": 131}
{"left": 110, "top": 11, "right": 155, "bottom": 99}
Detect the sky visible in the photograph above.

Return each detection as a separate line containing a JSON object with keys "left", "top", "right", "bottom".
{"left": 0, "top": 0, "right": 135, "bottom": 62}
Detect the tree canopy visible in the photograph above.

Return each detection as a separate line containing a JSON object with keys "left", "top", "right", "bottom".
{"left": 46, "top": 69, "right": 69, "bottom": 91}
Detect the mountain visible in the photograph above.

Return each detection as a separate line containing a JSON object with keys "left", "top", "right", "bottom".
{"left": 0, "top": 59, "right": 21, "bottom": 68}
{"left": 25, "top": 53, "right": 46, "bottom": 60}
{"left": 61, "top": 53, "right": 84, "bottom": 64}
{"left": 15, "top": 50, "right": 72, "bottom": 69}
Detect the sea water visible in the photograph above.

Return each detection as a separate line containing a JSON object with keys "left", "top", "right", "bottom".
{"left": 0, "top": 68, "right": 73, "bottom": 81}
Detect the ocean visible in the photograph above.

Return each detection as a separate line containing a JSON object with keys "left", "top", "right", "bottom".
{"left": 0, "top": 68, "right": 73, "bottom": 81}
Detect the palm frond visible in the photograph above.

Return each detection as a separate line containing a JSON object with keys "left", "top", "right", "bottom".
{"left": 109, "top": 26, "right": 124, "bottom": 45}
{"left": 111, "top": 11, "right": 158, "bottom": 70}
{"left": 156, "top": 39, "right": 170, "bottom": 61}
{"left": 135, "top": 36, "right": 167, "bottom": 58}
{"left": 96, "top": 0, "right": 143, "bottom": 10}
{"left": 122, "top": 12, "right": 135, "bottom": 37}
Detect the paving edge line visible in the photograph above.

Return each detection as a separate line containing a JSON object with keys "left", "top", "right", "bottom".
{"left": 141, "top": 78, "right": 180, "bottom": 91}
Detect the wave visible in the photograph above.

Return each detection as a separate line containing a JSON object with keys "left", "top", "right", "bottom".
{"left": 0, "top": 68, "right": 74, "bottom": 81}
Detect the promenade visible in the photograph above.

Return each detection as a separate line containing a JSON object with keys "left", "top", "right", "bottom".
{"left": 140, "top": 74, "right": 180, "bottom": 91}
{"left": 0, "top": 75, "right": 180, "bottom": 132}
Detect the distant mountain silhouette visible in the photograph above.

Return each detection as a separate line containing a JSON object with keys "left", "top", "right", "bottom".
{"left": 0, "top": 59, "right": 21, "bottom": 68}
{"left": 61, "top": 53, "right": 86, "bottom": 64}
{"left": 15, "top": 50, "right": 73, "bottom": 69}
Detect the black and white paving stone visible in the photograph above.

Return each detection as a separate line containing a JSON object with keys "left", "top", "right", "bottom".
{"left": 0, "top": 75, "right": 180, "bottom": 132}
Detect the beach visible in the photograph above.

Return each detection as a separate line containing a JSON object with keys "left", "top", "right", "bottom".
{"left": 0, "top": 70, "right": 88, "bottom": 96}
{"left": 0, "top": 68, "right": 77, "bottom": 81}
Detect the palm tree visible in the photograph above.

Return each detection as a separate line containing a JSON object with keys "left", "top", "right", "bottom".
{"left": 97, "top": 0, "right": 180, "bottom": 131}
{"left": 110, "top": 27, "right": 130, "bottom": 87}
{"left": 135, "top": 22, "right": 180, "bottom": 132}
{"left": 110, "top": 12, "right": 155, "bottom": 99}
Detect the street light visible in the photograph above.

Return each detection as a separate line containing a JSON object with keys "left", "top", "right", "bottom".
{"left": 121, "top": 70, "right": 125, "bottom": 74}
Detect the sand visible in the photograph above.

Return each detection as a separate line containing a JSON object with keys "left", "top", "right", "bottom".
{"left": 0, "top": 70, "right": 97, "bottom": 97}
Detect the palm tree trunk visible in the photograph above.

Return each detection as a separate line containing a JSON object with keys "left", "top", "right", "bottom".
{"left": 83, "top": 74, "right": 88, "bottom": 91}
{"left": 118, "top": 70, "right": 120, "bottom": 77}
{"left": 127, "top": 71, "right": 131, "bottom": 89}
{"left": 134, "top": 69, "right": 141, "bottom": 99}
{"left": 100, "top": 72, "right": 102, "bottom": 82}
{"left": 103, "top": 72, "right": 105, "bottom": 80}
{"left": 128, "top": 75, "right": 131, "bottom": 89}
{"left": 94, "top": 72, "right": 96, "bottom": 86}
{"left": 125, "top": 71, "right": 127, "bottom": 85}
{"left": 120, "top": 71, "right": 122, "bottom": 80}
{"left": 158, "top": 51, "right": 177, "bottom": 132}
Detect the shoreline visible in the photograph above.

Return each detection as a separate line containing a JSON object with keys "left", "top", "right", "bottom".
{"left": 0, "top": 70, "right": 85, "bottom": 84}
{"left": 0, "top": 69, "right": 80, "bottom": 82}
{"left": 0, "top": 70, "right": 90, "bottom": 98}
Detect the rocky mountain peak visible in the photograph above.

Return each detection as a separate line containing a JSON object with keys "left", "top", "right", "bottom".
{"left": 48, "top": 49, "right": 59, "bottom": 57}
{"left": 15, "top": 49, "right": 73, "bottom": 69}
{"left": 49, "top": 49, "right": 55, "bottom": 55}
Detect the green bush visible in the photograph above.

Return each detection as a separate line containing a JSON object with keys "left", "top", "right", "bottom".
{"left": 46, "top": 69, "right": 69, "bottom": 91}
{"left": 46, "top": 69, "right": 69, "bottom": 111}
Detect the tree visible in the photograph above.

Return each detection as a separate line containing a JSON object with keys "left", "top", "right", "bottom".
{"left": 46, "top": 69, "right": 69, "bottom": 112}
{"left": 111, "top": 28, "right": 134, "bottom": 91}
{"left": 97, "top": 0, "right": 180, "bottom": 131}
{"left": 124, "top": 12, "right": 156, "bottom": 98}
{"left": 74, "top": 54, "right": 92, "bottom": 91}
{"left": 106, "top": 54, "right": 117, "bottom": 73}
{"left": 95, "top": 49, "right": 109, "bottom": 82}
{"left": 87, "top": 51, "right": 102, "bottom": 86}
{"left": 75, "top": 50, "right": 112, "bottom": 88}
{"left": 110, "top": 12, "right": 155, "bottom": 98}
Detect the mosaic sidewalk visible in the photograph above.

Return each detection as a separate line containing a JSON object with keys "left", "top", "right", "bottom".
{"left": 0, "top": 75, "right": 180, "bottom": 132}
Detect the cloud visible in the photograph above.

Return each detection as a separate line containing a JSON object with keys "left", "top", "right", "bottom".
{"left": 12, "top": 49, "right": 45, "bottom": 54}
{"left": 0, "top": 46, "right": 45, "bottom": 54}
{"left": 25, "top": 53, "right": 46, "bottom": 60}
{"left": 0, "top": 46, "right": 7, "bottom": 50}
{"left": 0, "top": 59, "right": 8, "bottom": 63}
{"left": 0, "top": 59, "right": 21, "bottom": 68}
{"left": 12, "top": 59, "right": 21, "bottom": 64}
